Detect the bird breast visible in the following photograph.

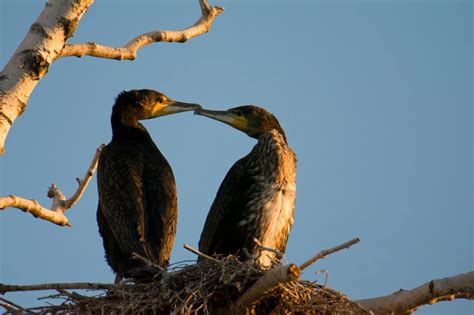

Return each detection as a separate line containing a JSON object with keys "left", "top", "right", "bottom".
{"left": 244, "top": 129, "right": 297, "bottom": 267}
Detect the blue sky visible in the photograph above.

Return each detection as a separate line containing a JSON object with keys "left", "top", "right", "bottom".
{"left": 1, "top": 0, "right": 472, "bottom": 313}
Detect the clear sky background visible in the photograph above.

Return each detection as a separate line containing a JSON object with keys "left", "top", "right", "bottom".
{"left": 0, "top": 0, "right": 472, "bottom": 314}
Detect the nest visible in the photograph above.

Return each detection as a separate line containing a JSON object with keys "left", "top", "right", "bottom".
{"left": 16, "top": 256, "right": 369, "bottom": 314}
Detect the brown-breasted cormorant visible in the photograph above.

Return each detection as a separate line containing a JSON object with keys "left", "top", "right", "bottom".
{"left": 97, "top": 89, "right": 201, "bottom": 282}
{"left": 196, "top": 105, "right": 296, "bottom": 267}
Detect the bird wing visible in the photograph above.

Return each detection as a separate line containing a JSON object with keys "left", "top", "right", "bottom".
{"left": 140, "top": 145, "right": 177, "bottom": 266}
{"left": 97, "top": 144, "right": 149, "bottom": 258}
{"left": 198, "top": 154, "right": 257, "bottom": 257}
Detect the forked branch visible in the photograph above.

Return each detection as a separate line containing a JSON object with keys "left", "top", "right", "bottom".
{"left": 0, "top": 145, "right": 104, "bottom": 226}
{"left": 59, "top": 0, "right": 224, "bottom": 60}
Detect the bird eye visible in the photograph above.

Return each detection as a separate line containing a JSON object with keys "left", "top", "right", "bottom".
{"left": 235, "top": 111, "right": 242, "bottom": 117}
{"left": 131, "top": 101, "right": 141, "bottom": 108}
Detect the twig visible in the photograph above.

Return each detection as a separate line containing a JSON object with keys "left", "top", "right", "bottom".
{"left": 59, "top": 0, "right": 224, "bottom": 60}
{"left": 132, "top": 252, "right": 166, "bottom": 273}
{"left": 299, "top": 238, "right": 360, "bottom": 271}
{"left": 357, "top": 271, "right": 474, "bottom": 314}
{"left": 0, "top": 297, "right": 24, "bottom": 311}
{"left": 183, "top": 244, "right": 221, "bottom": 263}
{"left": 315, "top": 269, "right": 329, "bottom": 288}
{"left": 0, "top": 144, "right": 104, "bottom": 227}
{"left": 234, "top": 264, "right": 301, "bottom": 311}
{"left": 254, "top": 238, "right": 284, "bottom": 260}
{"left": 0, "top": 282, "right": 113, "bottom": 294}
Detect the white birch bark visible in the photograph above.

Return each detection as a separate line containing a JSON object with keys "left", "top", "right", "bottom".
{"left": 0, "top": 0, "right": 94, "bottom": 155}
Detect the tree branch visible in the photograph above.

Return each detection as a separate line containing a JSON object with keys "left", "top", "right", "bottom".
{"left": 357, "top": 271, "right": 474, "bottom": 314}
{"left": 59, "top": 0, "right": 224, "bottom": 60}
{"left": 0, "top": 145, "right": 104, "bottom": 226}
{"left": 299, "top": 238, "right": 360, "bottom": 271}
{"left": 0, "top": 0, "right": 223, "bottom": 155}
{"left": 0, "top": 282, "right": 113, "bottom": 294}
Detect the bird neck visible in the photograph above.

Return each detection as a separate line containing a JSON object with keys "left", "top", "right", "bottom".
{"left": 252, "top": 130, "right": 288, "bottom": 163}
{"left": 111, "top": 111, "right": 152, "bottom": 142}
{"left": 251, "top": 129, "right": 295, "bottom": 181}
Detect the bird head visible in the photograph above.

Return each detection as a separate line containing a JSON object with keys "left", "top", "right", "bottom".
{"left": 195, "top": 105, "right": 287, "bottom": 142}
{"left": 114, "top": 89, "right": 201, "bottom": 123}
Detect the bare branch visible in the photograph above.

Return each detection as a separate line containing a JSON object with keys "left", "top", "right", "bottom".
{"left": 64, "top": 144, "right": 104, "bottom": 209}
{"left": 0, "top": 282, "right": 113, "bottom": 294}
{"left": 234, "top": 264, "right": 300, "bottom": 311}
{"left": 0, "top": 0, "right": 223, "bottom": 154}
{"left": 0, "top": 145, "right": 104, "bottom": 226}
{"left": 59, "top": 0, "right": 224, "bottom": 60}
{"left": 299, "top": 238, "right": 360, "bottom": 271}
{"left": 357, "top": 271, "right": 474, "bottom": 314}
{"left": 0, "top": 195, "right": 71, "bottom": 227}
{"left": 183, "top": 243, "right": 221, "bottom": 263}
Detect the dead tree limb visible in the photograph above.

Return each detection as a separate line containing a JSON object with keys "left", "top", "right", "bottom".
{"left": 357, "top": 271, "right": 474, "bottom": 314}
{"left": 0, "top": 0, "right": 223, "bottom": 155}
{"left": 0, "top": 145, "right": 103, "bottom": 226}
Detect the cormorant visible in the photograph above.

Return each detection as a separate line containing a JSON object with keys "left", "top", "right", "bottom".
{"left": 196, "top": 105, "right": 296, "bottom": 268}
{"left": 97, "top": 89, "right": 201, "bottom": 282}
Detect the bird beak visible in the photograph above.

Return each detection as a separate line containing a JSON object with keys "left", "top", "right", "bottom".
{"left": 195, "top": 108, "right": 248, "bottom": 131}
{"left": 152, "top": 101, "right": 202, "bottom": 117}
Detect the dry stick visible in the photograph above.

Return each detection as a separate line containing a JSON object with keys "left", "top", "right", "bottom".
{"left": 299, "top": 238, "right": 360, "bottom": 271}
{"left": 131, "top": 252, "right": 166, "bottom": 272}
{"left": 183, "top": 244, "right": 221, "bottom": 263}
{"left": 234, "top": 264, "right": 301, "bottom": 311}
{"left": 0, "top": 297, "right": 24, "bottom": 311}
{"left": 0, "top": 144, "right": 104, "bottom": 227}
{"left": 0, "top": 282, "right": 113, "bottom": 294}
{"left": 59, "top": 0, "right": 224, "bottom": 60}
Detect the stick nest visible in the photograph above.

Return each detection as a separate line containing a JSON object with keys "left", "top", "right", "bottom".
{"left": 15, "top": 257, "right": 369, "bottom": 314}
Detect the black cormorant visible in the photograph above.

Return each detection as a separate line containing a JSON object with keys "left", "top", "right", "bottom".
{"left": 97, "top": 89, "right": 201, "bottom": 282}
{"left": 196, "top": 105, "right": 296, "bottom": 268}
